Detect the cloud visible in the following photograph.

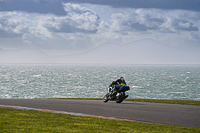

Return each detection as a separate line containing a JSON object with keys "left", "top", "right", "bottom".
{"left": 44, "top": 3, "right": 100, "bottom": 34}
{"left": 103, "top": 8, "right": 200, "bottom": 50}
{"left": 65, "top": 0, "right": 200, "bottom": 11}
{"left": 110, "top": 9, "right": 200, "bottom": 33}
{"left": 0, "top": 2, "right": 100, "bottom": 51}
{"left": 0, "top": 29, "right": 22, "bottom": 38}
{"left": 0, "top": 0, "right": 200, "bottom": 53}
{"left": 0, "top": 11, "right": 51, "bottom": 39}
{"left": 0, "top": 3, "right": 100, "bottom": 39}
{"left": 173, "top": 20, "right": 199, "bottom": 31}
{"left": 2, "top": 0, "right": 199, "bottom": 15}
{"left": 0, "top": 0, "right": 66, "bottom": 15}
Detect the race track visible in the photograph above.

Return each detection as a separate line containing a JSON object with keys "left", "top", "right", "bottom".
{"left": 0, "top": 99, "right": 199, "bottom": 128}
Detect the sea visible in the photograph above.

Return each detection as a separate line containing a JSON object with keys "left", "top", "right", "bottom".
{"left": 0, "top": 64, "right": 200, "bottom": 100}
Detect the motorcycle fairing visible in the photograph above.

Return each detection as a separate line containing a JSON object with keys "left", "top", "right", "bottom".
{"left": 118, "top": 86, "right": 130, "bottom": 92}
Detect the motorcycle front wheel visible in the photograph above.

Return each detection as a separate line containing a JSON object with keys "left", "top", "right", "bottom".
{"left": 103, "top": 93, "right": 109, "bottom": 102}
{"left": 116, "top": 92, "right": 125, "bottom": 103}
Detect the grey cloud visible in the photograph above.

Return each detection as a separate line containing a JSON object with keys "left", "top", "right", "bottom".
{"left": 1, "top": 0, "right": 199, "bottom": 15}
{"left": 172, "top": 20, "right": 199, "bottom": 31}
{"left": 0, "top": 2, "right": 100, "bottom": 39}
{"left": 123, "top": 16, "right": 165, "bottom": 31}
{"left": 121, "top": 21, "right": 162, "bottom": 32}
{"left": 0, "top": 29, "right": 22, "bottom": 38}
{"left": 45, "top": 22, "right": 98, "bottom": 34}
{"left": 44, "top": 3, "right": 100, "bottom": 34}
{"left": 122, "top": 21, "right": 148, "bottom": 31}
{"left": 0, "top": 0, "right": 66, "bottom": 15}
{"left": 111, "top": 12, "right": 161, "bottom": 32}
{"left": 110, "top": 9, "right": 200, "bottom": 33}
{"left": 0, "top": 12, "right": 39, "bottom": 38}
{"left": 65, "top": 0, "right": 200, "bottom": 11}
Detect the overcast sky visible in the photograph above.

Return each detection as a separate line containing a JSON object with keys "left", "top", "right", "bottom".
{"left": 0, "top": 0, "right": 200, "bottom": 55}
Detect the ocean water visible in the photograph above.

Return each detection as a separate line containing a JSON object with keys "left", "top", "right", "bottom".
{"left": 0, "top": 64, "right": 200, "bottom": 100}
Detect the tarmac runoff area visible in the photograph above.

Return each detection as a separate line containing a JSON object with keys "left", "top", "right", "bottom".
{"left": 0, "top": 99, "right": 200, "bottom": 128}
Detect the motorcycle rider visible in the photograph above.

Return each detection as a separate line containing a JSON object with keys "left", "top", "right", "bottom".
{"left": 110, "top": 77, "right": 126, "bottom": 96}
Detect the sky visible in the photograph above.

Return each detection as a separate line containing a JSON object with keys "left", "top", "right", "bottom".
{"left": 0, "top": 0, "right": 200, "bottom": 56}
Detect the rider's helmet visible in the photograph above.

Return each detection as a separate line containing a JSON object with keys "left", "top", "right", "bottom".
{"left": 120, "top": 77, "right": 124, "bottom": 80}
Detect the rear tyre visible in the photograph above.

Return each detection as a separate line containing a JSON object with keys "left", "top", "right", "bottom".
{"left": 103, "top": 93, "right": 109, "bottom": 102}
{"left": 116, "top": 92, "right": 125, "bottom": 103}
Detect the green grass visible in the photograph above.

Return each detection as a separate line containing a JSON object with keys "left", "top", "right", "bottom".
{"left": 49, "top": 98, "right": 200, "bottom": 106}
{"left": 0, "top": 108, "right": 199, "bottom": 133}
{"left": 125, "top": 99, "right": 200, "bottom": 106}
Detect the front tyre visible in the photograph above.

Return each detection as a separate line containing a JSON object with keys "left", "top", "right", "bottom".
{"left": 116, "top": 92, "right": 125, "bottom": 103}
{"left": 103, "top": 93, "right": 109, "bottom": 102}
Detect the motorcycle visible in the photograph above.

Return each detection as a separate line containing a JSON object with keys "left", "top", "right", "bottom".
{"left": 103, "top": 85, "right": 130, "bottom": 103}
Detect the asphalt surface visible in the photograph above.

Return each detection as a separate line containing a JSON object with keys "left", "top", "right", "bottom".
{"left": 0, "top": 99, "right": 200, "bottom": 128}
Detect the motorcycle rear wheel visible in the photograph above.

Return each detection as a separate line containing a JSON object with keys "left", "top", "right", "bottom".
{"left": 116, "top": 92, "right": 125, "bottom": 103}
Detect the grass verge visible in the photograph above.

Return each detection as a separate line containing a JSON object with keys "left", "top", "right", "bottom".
{"left": 125, "top": 99, "right": 200, "bottom": 106}
{"left": 49, "top": 98, "right": 200, "bottom": 106}
{"left": 0, "top": 108, "right": 199, "bottom": 133}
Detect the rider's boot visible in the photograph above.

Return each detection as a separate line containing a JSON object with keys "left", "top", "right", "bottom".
{"left": 112, "top": 91, "right": 117, "bottom": 96}
{"left": 125, "top": 95, "right": 129, "bottom": 99}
